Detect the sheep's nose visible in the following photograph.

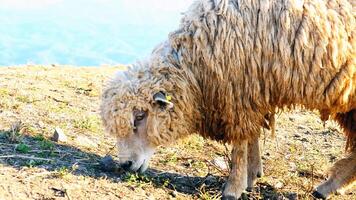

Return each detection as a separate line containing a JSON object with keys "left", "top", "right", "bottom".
{"left": 121, "top": 161, "right": 133, "bottom": 170}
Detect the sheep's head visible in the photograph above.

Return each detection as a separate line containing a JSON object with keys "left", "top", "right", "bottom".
{"left": 100, "top": 71, "right": 177, "bottom": 173}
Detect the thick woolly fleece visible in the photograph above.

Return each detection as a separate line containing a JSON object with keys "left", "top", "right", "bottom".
{"left": 101, "top": 0, "right": 355, "bottom": 149}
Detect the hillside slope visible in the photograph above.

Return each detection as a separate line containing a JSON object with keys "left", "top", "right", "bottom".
{"left": 0, "top": 66, "right": 354, "bottom": 199}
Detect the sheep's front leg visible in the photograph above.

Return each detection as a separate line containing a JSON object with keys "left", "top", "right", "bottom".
{"left": 222, "top": 140, "right": 248, "bottom": 200}
{"left": 247, "top": 137, "right": 263, "bottom": 191}
{"left": 312, "top": 151, "right": 356, "bottom": 199}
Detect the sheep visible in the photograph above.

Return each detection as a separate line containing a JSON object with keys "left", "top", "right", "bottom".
{"left": 100, "top": 0, "right": 355, "bottom": 199}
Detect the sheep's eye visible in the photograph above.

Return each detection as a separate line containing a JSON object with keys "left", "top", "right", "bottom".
{"left": 135, "top": 114, "right": 145, "bottom": 121}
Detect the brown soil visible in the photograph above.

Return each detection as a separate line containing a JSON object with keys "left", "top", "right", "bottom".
{"left": 0, "top": 66, "right": 354, "bottom": 200}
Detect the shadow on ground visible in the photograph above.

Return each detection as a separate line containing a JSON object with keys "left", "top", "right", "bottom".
{"left": 0, "top": 131, "right": 224, "bottom": 196}
{"left": 0, "top": 131, "right": 292, "bottom": 199}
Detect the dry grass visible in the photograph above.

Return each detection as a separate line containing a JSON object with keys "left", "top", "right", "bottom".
{"left": 0, "top": 66, "right": 354, "bottom": 200}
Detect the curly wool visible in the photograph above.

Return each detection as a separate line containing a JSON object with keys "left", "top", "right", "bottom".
{"left": 100, "top": 59, "right": 202, "bottom": 145}
{"left": 101, "top": 0, "right": 355, "bottom": 148}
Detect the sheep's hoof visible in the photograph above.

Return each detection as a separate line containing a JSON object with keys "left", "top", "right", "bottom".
{"left": 246, "top": 187, "right": 253, "bottom": 192}
{"left": 222, "top": 186, "right": 242, "bottom": 200}
{"left": 222, "top": 192, "right": 248, "bottom": 200}
{"left": 222, "top": 183, "right": 248, "bottom": 200}
{"left": 247, "top": 170, "right": 261, "bottom": 191}
{"left": 312, "top": 190, "right": 326, "bottom": 200}
{"left": 221, "top": 195, "right": 238, "bottom": 200}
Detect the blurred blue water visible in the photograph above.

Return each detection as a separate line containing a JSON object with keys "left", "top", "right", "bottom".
{"left": 0, "top": 0, "right": 192, "bottom": 66}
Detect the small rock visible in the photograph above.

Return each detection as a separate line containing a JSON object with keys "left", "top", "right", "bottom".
{"left": 289, "top": 162, "right": 297, "bottom": 172}
{"left": 37, "top": 121, "right": 45, "bottom": 128}
{"left": 100, "top": 155, "right": 119, "bottom": 172}
{"left": 183, "top": 161, "right": 192, "bottom": 168}
{"left": 169, "top": 191, "right": 177, "bottom": 197}
{"left": 329, "top": 154, "right": 337, "bottom": 162}
{"left": 51, "top": 187, "right": 66, "bottom": 197}
{"left": 52, "top": 127, "right": 67, "bottom": 142}
{"left": 289, "top": 116, "right": 296, "bottom": 122}
{"left": 212, "top": 157, "right": 228, "bottom": 170}
{"left": 275, "top": 181, "right": 284, "bottom": 189}
{"left": 301, "top": 138, "right": 309, "bottom": 142}
{"left": 99, "top": 172, "right": 107, "bottom": 178}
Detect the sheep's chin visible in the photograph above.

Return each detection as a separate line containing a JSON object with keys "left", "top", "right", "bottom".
{"left": 122, "top": 146, "right": 155, "bottom": 173}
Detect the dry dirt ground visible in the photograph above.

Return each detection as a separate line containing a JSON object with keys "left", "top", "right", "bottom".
{"left": 0, "top": 66, "right": 354, "bottom": 200}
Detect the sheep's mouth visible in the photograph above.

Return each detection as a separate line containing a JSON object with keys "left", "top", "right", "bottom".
{"left": 137, "top": 160, "right": 148, "bottom": 173}
{"left": 120, "top": 159, "right": 149, "bottom": 173}
{"left": 133, "top": 159, "right": 148, "bottom": 173}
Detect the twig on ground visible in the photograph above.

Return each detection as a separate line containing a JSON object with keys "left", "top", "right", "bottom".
{"left": 50, "top": 96, "right": 70, "bottom": 104}
{"left": 66, "top": 189, "right": 72, "bottom": 200}
{"left": 0, "top": 155, "right": 53, "bottom": 161}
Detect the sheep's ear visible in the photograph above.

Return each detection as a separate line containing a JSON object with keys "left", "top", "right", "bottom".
{"left": 153, "top": 92, "right": 174, "bottom": 109}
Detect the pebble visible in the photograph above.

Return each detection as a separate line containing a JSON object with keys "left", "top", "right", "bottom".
{"left": 99, "top": 172, "right": 107, "bottom": 178}
{"left": 52, "top": 127, "right": 67, "bottom": 142}
{"left": 37, "top": 121, "right": 45, "bottom": 128}
{"left": 169, "top": 191, "right": 177, "bottom": 197}
{"left": 289, "top": 116, "right": 296, "bottom": 122}
{"left": 289, "top": 162, "right": 297, "bottom": 172}
{"left": 275, "top": 181, "right": 284, "bottom": 189}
